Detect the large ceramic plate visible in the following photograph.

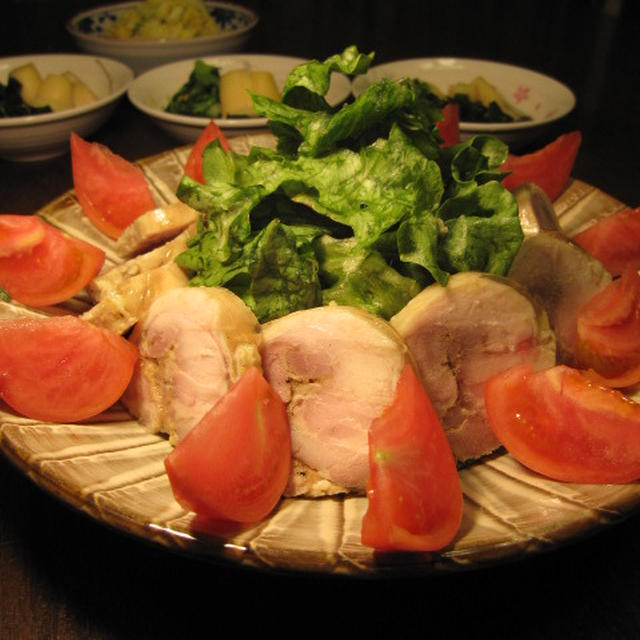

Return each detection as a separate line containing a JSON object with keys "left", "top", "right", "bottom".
{"left": 128, "top": 55, "right": 353, "bottom": 142}
{"left": 1, "top": 136, "right": 638, "bottom": 576}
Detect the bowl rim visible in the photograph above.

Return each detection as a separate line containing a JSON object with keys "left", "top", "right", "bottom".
{"left": 66, "top": 0, "right": 260, "bottom": 47}
{"left": 0, "top": 53, "right": 134, "bottom": 128}
{"left": 351, "top": 56, "right": 577, "bottom": 132}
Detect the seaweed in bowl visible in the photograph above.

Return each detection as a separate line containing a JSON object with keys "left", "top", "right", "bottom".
{"left": 0, "top": 78, "right": 51, "bottom": 118}
{"left": 445, "top": 77, "right": 531, "bottom": 124}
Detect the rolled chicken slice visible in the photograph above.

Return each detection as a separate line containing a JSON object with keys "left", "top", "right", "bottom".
{"left": 261, "top": 305, "right": 411, "bottom": 494}
{"left": 123, "top": 286, "right": 262, "bottom": 444}
{"left": 391, "top": 271, "right": 556, "bottom": 464}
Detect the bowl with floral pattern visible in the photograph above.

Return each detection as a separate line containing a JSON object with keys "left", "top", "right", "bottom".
{"left": 352, "top": 57, "right": 576, "bottom": 149}
{"left": 67, "top": 1, "right": 259, "bottom": 75}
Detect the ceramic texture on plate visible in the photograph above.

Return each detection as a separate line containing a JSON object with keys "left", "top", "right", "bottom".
{"left": 1, "top": 136, "right": 638, "bottom": 576}
{"left": 127, "top": 55, "right": 353, "bottom": 142}
{"left": 352, "top": 58, "right": 576, "bottom": 148}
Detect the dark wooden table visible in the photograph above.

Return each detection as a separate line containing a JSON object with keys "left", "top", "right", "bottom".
{"left": 2, "top": 1, "right": 640, "bottom": 638}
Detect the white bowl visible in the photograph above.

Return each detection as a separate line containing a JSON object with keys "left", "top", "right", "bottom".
{"left": 128, "top": 54, "right": 354, "bottom": 142}
{"left": 67, "top": 1, "right": 259, "bottom": 75}
{"left": 0, "top": 54, "right": 133, "bottom": 162}
{"left": 352, "top": 57, "right": 576, "bottom": 149}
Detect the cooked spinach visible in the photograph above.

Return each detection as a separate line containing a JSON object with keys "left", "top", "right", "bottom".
{"left": 165, "top": 59, "right": 222, "bottom": 118}
{"left": 449, "top": 93, "right": 528, "bottom": 123}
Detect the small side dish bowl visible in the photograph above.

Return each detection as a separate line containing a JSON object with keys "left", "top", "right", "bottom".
{"left": 67, "top": 1, "right": 259, "bottom": 75}
{"left": 352, "top": 57, "right": 576, "bottom": 149}
{"left": 0, "top": 54, "right": 133, "bottom": 162}
{"left": 127, "top": 54, "right": 353, "bottom": 142}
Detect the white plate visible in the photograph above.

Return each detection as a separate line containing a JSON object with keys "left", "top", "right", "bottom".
{"left": 128, "top": 54, "right": 353, "bottom": 142}
{"left": 352, "top": 58, "right": 576, "bottom": 148}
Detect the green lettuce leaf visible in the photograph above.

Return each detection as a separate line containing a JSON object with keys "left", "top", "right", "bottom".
{"left": 316, "top": 236, "right": 420, "bottom": 319}
{"left": 225, "top": 219, "right": 322, "bottom": 322}
{"left": 253, "top": 78, "right": 413, "bottom": 157}
{"left": 438, "top": 180, "right": 522, "bottom": 275}
{"left": 174, "top": 46, "right": 525, "bottom": 323}
{"left": 280, "top": 45, "right": 374, "bottom": 111}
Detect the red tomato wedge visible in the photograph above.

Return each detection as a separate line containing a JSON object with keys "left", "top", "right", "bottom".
{"left": 575, "top": 266, "right": 640, "bottom": 386}
{"left": 573, "top": 207, "right": 640, "bottom": 277}
{"left": 361, "top": 363, "right": 463, "bottom": 551}
{"left": 184, "top": 120, "right": 231, "bottom": 184}
{"left": 0, "top": 315, "right": 138, "bottom": 422}
{"left": 484, "top": 362, "right": 640, "bottom": 483}
{"left": 0, "top": 214, "right": 45, "bottom": 256}
{"left": 436, "top": 103, "right": 461, "bottom": 147}
{"left": 164, "top": 367, "right": 291, "bottom": 524}
{"left": 501, "top": 131, "right": 582, "bottom": 202}
{"left": 70, "top": 132, "right": 156, "bottom": 239}
{"left": 0, "top": 214, "right": 105, "bottom": 307}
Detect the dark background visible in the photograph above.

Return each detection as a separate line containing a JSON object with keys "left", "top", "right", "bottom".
{"left": 2, "top": 1, "right": 640, "bottom": 638}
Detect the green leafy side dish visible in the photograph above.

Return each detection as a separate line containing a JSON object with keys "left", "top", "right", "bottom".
{"left": 449, "top": 93, "right": 525, "bottom": 123}
{"left": 175, "top": 45, "right": 522, "bottom": 322}
{"left": 165, "top": 59, "right": 222, "bottom": 118}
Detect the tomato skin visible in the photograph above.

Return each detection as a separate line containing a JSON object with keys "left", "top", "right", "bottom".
{"left": 436, "top": 103, "right": 461, "bottom": 147}
{"left": 576, "top": 266, "right": 640, "bottom": 386}
{"left": 184, "top": 120, "right": 231, "bottom": 184}
{"left": 164, "top": 366, "right": 291, "bottom": 524}
{"left": 361, "top": 363, "right": 462, "bottom": 551}
{"left": 573, "top": 207, "right": 640, "bottom": 277}
{"left": 0, "top": 214, "right": 105, "bottom": 307}
{"left": 0, "top": 316, "right": 138, "bottom": 422}
{"left": 484, "top": 362, "right": 640, "bottom": 483}
{"left": 501, "top": 131, "right": 582, "bottom": 202}
{"left": 70, "top": 132, "right": 156, "bottom": 239}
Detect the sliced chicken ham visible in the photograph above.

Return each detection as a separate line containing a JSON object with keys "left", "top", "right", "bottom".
{"left": 261, "top": 305, "right": 411, "bottom": 495}
{"left": 122, "top": 286, "right": 262, "bottom": 445}
{"left": 390, "top": 272, "right": 556, "bottom": 464}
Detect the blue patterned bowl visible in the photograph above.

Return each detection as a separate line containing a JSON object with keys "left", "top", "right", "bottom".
{"left": 66, "top": 1, "right": 259, "bottom": 75}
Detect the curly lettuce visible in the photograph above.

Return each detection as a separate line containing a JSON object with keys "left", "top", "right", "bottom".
{"left": 175, "top": 46, "right": 522, "bottom": 322}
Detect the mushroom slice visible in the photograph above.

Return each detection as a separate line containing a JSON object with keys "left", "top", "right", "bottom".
{"left": 122, "top": 286, "right": 262, "bottom": 445}
{"left": 261, "top": 305, "right": 410, "bottom": 494}
{"left": 507, "top": 231, "right": 611, "bottom": 365}
{"left": 391, "top": 272, "right": 556, "bottom": 464}
{"left": 81, "top": 262, "right": 189, "bottom": 335}
{"left": 115, "top": 201, "right": 199, "bottom": 259}
{"left": 514, "top": 182, "right": 562, "bottom": 237}
{"left": 88, "top": 223, "right": 196, "bottom": 302}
